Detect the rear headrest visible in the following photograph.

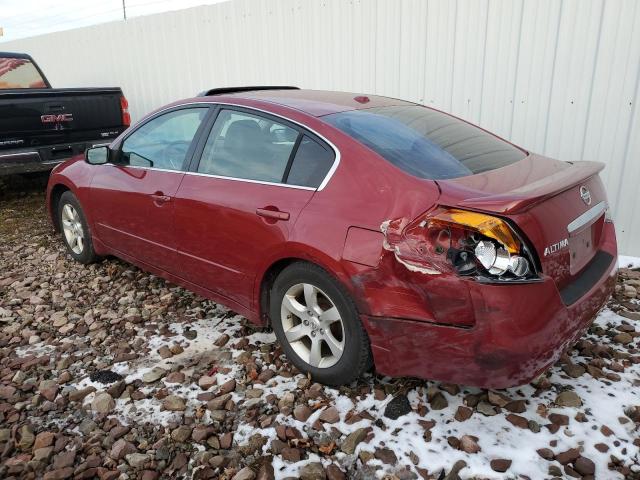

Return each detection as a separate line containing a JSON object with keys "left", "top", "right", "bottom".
{"left": 225, "top": 120, "right": 261, "bottom": 149}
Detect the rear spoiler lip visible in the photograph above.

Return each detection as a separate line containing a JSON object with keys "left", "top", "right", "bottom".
{"left": 437, "top": 160, "right": 605, "bottom": 215}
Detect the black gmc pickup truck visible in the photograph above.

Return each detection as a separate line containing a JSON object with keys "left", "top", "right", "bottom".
{"left": 0, "top": 52, "right": 129, "bottom": 175}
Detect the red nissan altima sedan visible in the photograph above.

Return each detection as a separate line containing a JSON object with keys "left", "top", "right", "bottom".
{"left": 46, "top": 87, "right": 617, "bottom": 388}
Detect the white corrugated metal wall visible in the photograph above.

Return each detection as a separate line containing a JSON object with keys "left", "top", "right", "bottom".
{"left": 3, "top": 0, "right": 640, "bottom": 254}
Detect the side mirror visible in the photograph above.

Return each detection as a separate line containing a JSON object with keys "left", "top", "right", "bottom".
{"left": 85, "top": 146, "right": 109, "bottom": 165}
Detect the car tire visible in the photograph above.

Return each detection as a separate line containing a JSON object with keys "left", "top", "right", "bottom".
{"left": 58, "top": 191, "right": 98, "bottom": 264}
{"left": 270, "top": 262, "right": 372, "bottom": 386}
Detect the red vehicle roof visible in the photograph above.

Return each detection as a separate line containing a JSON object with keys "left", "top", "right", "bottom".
{"left": 224, "top": 89, "right": 414, "bottom": 117}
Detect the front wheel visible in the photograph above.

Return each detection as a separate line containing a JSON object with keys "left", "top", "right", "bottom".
{"left": 58, "top": 191, "right": 98, "bottom": 264}
{"left": 270, "top": 262, "right": 372, "bottom": 386}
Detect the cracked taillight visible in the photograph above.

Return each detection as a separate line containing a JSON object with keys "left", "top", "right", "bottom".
{"left": 426, "top": 208, "right": 536, "bottom": 279}
{"left": 383, "top": 207, "right": 538, "bottom": 280}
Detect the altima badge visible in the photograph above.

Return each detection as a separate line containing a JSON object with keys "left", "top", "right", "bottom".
{"left": 579, "top": 185, "right": 591, "bottom": 205}
{"left": 544, "top": 238, "right": 569, "bottom": 256}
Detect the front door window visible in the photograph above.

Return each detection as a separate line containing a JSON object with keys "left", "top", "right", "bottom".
{"left": 121, "top": 108, "right": 208, "bottom": 171}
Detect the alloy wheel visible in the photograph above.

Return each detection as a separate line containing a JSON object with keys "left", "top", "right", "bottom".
{"left": 280, "top": 283, "right": 345, "bottom": 368}
{"left": 61, "top": 204, "right": 84, "bottom": 255}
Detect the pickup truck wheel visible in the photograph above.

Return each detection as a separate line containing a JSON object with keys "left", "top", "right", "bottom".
{"left": 58, "top": 191, "right": 97, "bottom": 264}
{"left": 270, "top": 262, "right": 372, "bottom": 386}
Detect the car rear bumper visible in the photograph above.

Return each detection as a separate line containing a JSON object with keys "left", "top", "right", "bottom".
{"left": 361, "top": 222, "right": 618, "bottom": 388}
{"left": 0, "top": 140, "right": 108, "bottom": 176}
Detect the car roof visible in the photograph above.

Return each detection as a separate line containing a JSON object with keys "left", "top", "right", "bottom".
{"left": 219, "top": 89, "right": 416, "bottom": 117}
{"left": 0, "top": 52, "right": 34, "bottom": 60}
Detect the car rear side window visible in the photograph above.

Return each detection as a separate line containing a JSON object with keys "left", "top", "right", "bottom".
{"left": 323, "top": 105, "right": 526, "bottom": 180}
{"left": 121, "top": 108, "right": 207, "bottom": 171}
{"left": 0, "top": 57, "right": 47, "bottom": 89}
{"left": 198, "top": 109, "right": 299, "bottom": 183}
{"left": 286, "top": 135, "right": 334, "bottom": 188}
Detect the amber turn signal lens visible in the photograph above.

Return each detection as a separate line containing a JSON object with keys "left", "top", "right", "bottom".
{"left": 429, "top": 208, "right": 521, "bottom": 254}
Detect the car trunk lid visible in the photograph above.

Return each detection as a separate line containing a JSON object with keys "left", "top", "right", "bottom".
{"left": 436, "top": 154, "right": 610, "bottom": 291}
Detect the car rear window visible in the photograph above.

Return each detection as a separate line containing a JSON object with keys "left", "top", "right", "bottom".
{"left": 286, "top": 135, "right": 334, "bottom": 188}
{"left": 0, "top": 57, "right": 47, "bottom": 89}
{"left": 323, "top": 105, "right": 526, "bottom": 180}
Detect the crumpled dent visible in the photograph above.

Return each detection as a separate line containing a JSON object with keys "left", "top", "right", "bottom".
{"left": 380, "top": 218, "right": 444, "bottom": 275}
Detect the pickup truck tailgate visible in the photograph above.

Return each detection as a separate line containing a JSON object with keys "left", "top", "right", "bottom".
{"left": 0, "top": 88, "right": 123, "bottom": 153}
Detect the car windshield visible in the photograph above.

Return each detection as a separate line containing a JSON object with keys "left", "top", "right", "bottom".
{"left": 0, "top": 57, "right": 47, "bottom": 89}
{"left": 323, "top": 105, "right": 526, "bottom": 179}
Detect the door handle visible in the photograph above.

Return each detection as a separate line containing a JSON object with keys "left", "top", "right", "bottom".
{"left": 151, "top": 192, "right": 171, "bottom": 205}
{"left": 256, "top": 207, "right": 290, "bottom": 221}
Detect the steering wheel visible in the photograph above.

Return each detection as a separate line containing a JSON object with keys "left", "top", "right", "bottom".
{"left": 162, "top": 141, "right": 190, "bottom": 170}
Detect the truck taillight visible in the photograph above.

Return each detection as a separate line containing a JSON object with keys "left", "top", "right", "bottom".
{"left": 120, "top": 95, "right": 131, "bottom": 127}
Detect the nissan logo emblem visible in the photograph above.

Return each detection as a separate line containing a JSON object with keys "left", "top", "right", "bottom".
{"left": 579, "top": 186, "right": 592, "bottom": 205}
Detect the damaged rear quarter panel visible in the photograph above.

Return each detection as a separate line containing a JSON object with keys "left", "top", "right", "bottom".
{"left": 341, "top": 213, "right": 476, "bottom": 327}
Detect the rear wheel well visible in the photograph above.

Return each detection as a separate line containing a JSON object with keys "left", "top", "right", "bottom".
{"left": 259, "top": 258, "right": 359, "bottom": 327}
{"left": 50, "top": 184, "right": 70, "bottom": 231}
{"left": 259, "top": 258, "right": 300, "bottom": 326}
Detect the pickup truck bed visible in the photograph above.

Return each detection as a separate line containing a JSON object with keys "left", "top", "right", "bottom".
{"left": 0, "top": 52, "right": 128, "bottom": 175}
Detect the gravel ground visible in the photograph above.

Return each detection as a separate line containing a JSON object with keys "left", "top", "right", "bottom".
{"left": 1, "top": 176, "right": 640, "bottom": 480}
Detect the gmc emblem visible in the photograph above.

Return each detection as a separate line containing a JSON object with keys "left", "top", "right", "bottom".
{"left": 41, "top": 114, "right": 73, "bottom": 124}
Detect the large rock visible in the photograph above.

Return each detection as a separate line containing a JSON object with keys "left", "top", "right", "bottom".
{"left": 33, "top": 446, "right": 54, "bottom": 462}
{"left": 277, "top": 392, "right": 295, "bottom": 410}
{"left": 0, "top": 385, "right": 16, "bottom": 399}
{"left": 613, "top": 332, "right": 633, "bottom": 344}
{"left": 69, "top": 386, "right": 96, "bottom": 402}
{"left": 562, "top": 363, "right": 586, "bottom": 378}
{"left": 293, "top": 404, "right": 312, "bottom": 422}
{"left": 33, "top": 431, "right": 55, "bottom": 450}
{"left": 38, "top": 380, "right": 58, "bottom": 402}
{"left": 325, "top": 465, "right": 346, "bottom": 480}
{"left": 506, "top": 414, "right": 528, "bottom": 429}
{"left": 218, "top": 379, "right": 236, "bottom": 395}
{"left": 429, "top": 392, "right": 448, "bottom": 410}
{"left": 17, "top": 425, "right": 35, "bottom": 450}
{"left": 537, "top": 448, "right": 554, "bottom": 460}
{"left": 52, "top": 450, "right": 76, "bottom": 469}
{"left": 455, "top": 406, "right": 473, "bottom": 421}
{"left": 341, "top": 428, "right": 368, "bottom": 454}
{"left": 490, "top": 459, "right": 512, "bottom": 472}
{"left": 574, "top": 456, "right": 595, "bottom": 475}
{"left": 232, "top": 467, "right": 256, "bottom": 480}
{"left": 110, "top": 439, "right": 137, "bottom": 460}
{"left": 92, "top": 392, "right": 115, "bottom": 414}
{"left": 299, "top": 462, "right": 326, "bottom": 480}
{"left": 318, "top": 406, "right": 340, "bottom": 424}
{"left": 198, "top": 375, "right": 216, "bottom": 390}
{"left": 162, "top": 395, "right": 186, "bottom": 411}
{"left": 51, "top": 312, "right": 67, "bottom": 327}
{"left": 619, "top": 310, "right": 640, "bottom": 321}
{"left": 487, "top": 391, "right": 511, "bottom": 407}
{"left": 460, "top": 435, "right": 481, "bottom": 454}
{"left": 555, "top": 448, "right": 580, "bottom": 465}
{"left": 207, "top": 393, "right": 232, "bottom": 410}
{"left": 281, "top": 447, "right": 301, "bottom": 462}
{"left": 142, "top": 367, "right": 166, "bottom": 383}
{"left": 374, "top": 447, "right": 397, "bottom": 465}
{"left": 384, "top": 394, "right": 412, "bottom": 419}
{"left": 171, "top": 426, "right": 192, "bottom": 443}
{"left": 476, "top": 401, "right": 498, "bottom": 416}
{"left": 125, "top": 453, "right": 151, "bottom": 469}
{"left": 555, "top": 391, "right": 582, "bottom": 407}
